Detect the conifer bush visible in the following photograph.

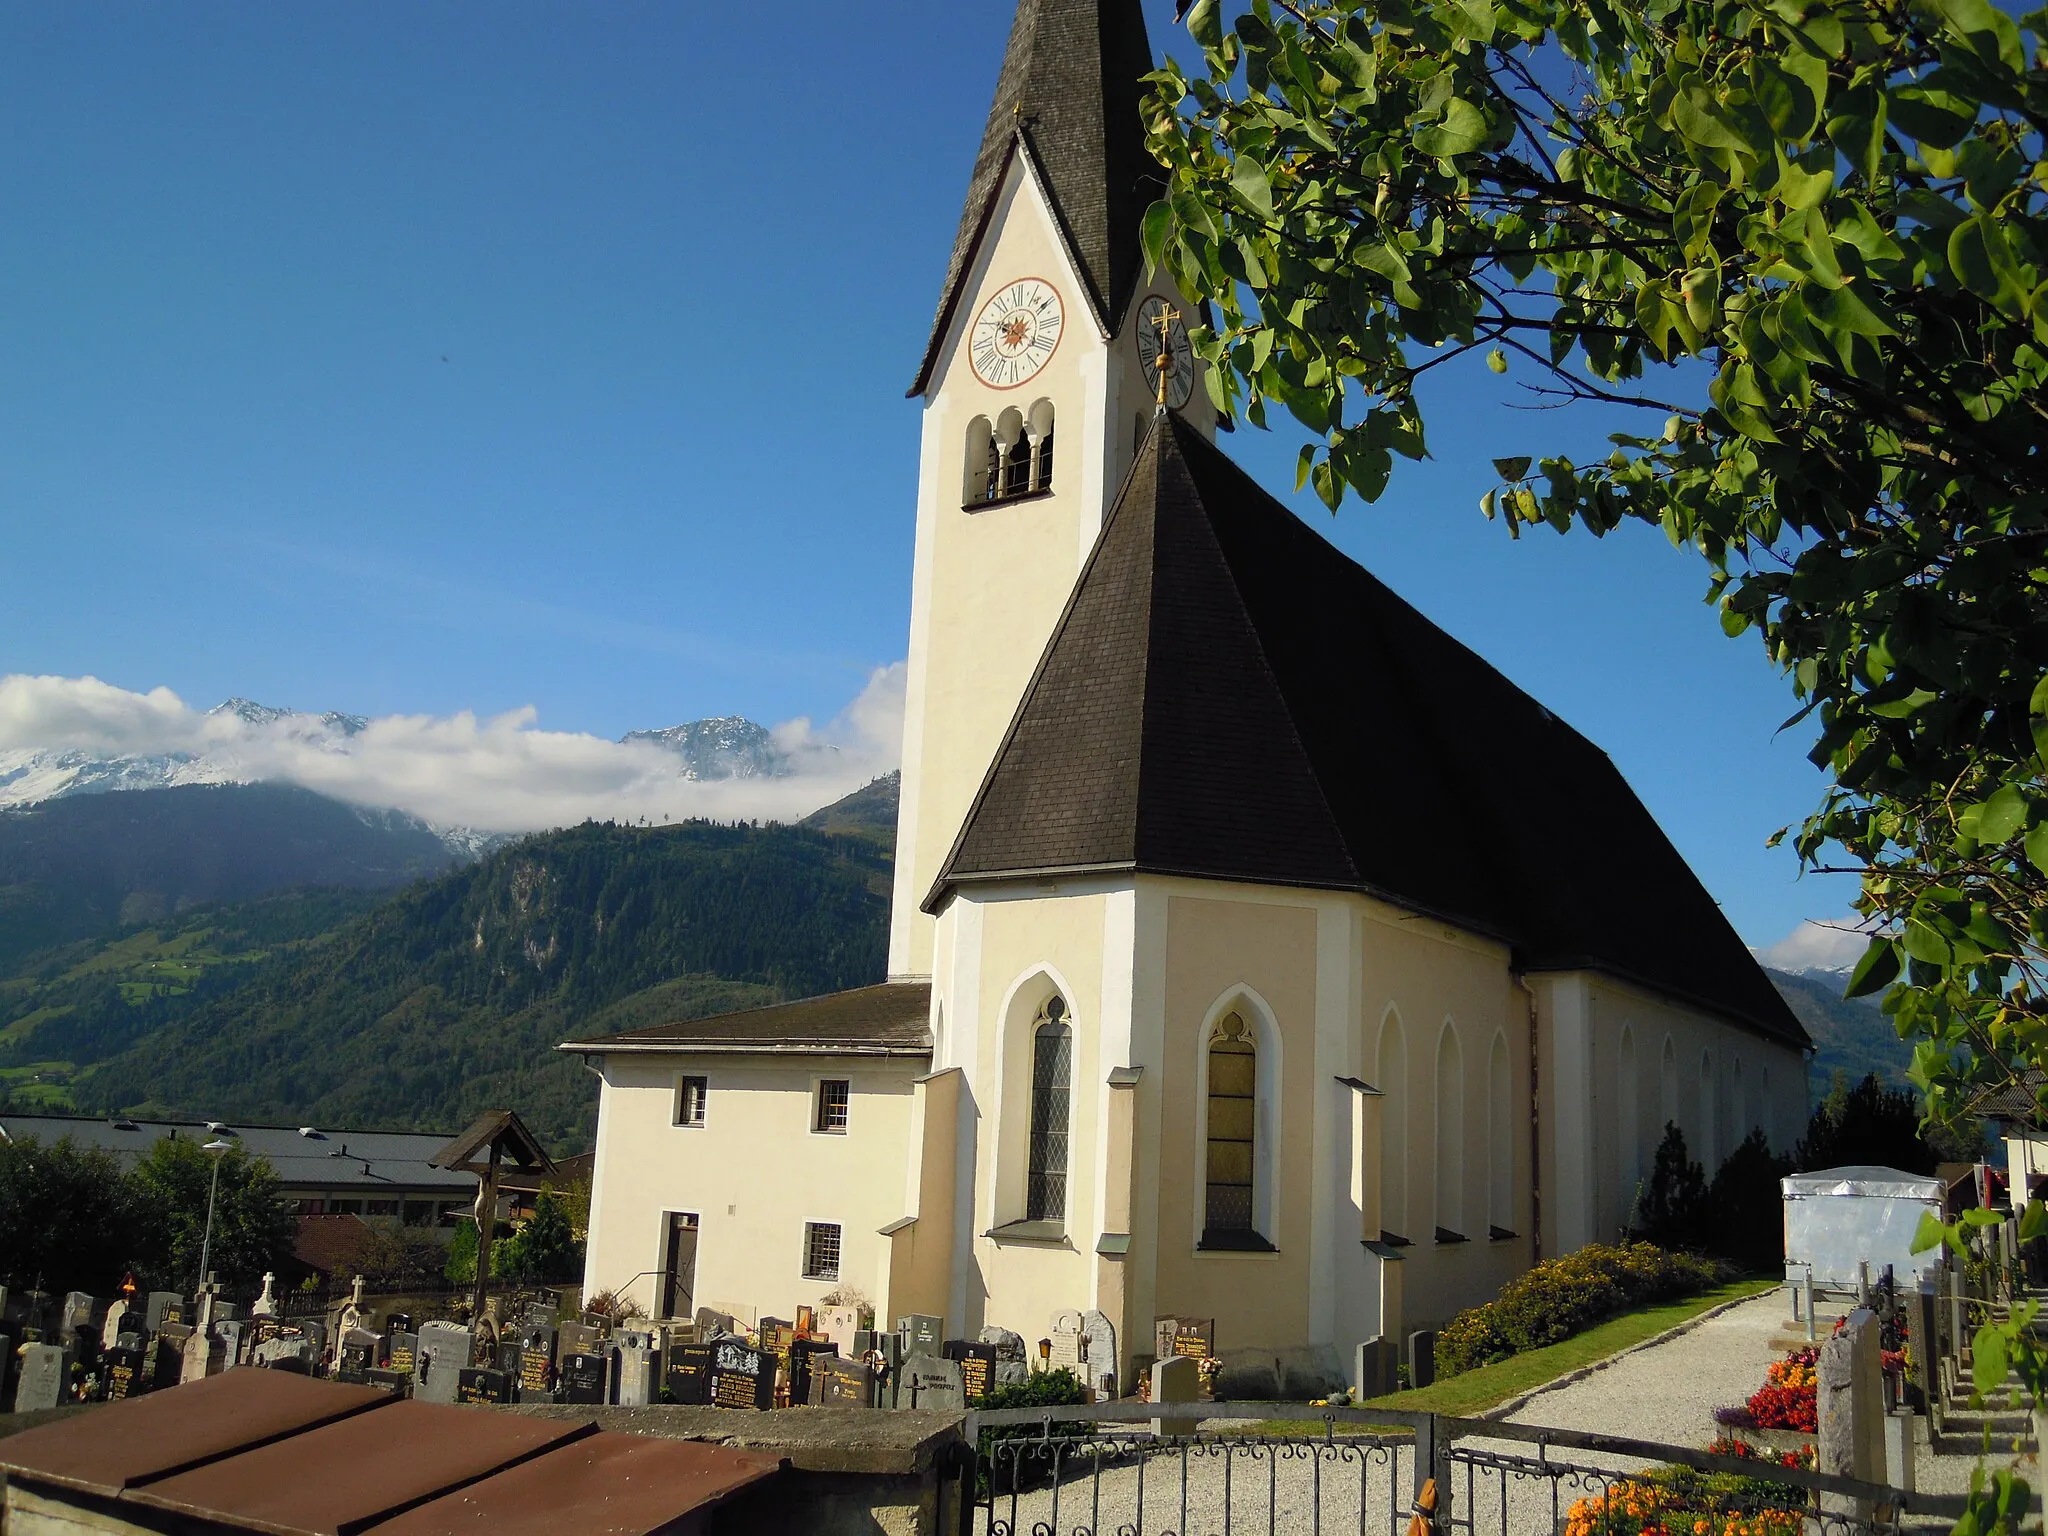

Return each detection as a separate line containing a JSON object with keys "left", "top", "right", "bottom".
{"left": 1435, "top": 1242, "right": 1724, "bottom": 1378}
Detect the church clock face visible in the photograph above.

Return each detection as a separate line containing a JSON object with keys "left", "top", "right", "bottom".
{"left": 1138, "top": 296, "right": 1196, "bottom": 410}
{"left": 969, "top": 277, "right": 1064, "bottom": 390}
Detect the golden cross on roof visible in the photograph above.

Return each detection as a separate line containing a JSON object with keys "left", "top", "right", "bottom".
{"left": 1152, "top": 303, "right": 1182, "bottom": 410}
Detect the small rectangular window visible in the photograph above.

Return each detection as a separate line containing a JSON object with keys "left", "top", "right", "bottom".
{"left": 676, "top": 1075, "right": 708, "bottom": 1128}
{"left": 814, "top": 1079, "right": 850, "bottom": 1134}
{"left": 802, "top": 1221, "right": 842, "bottom": 1282}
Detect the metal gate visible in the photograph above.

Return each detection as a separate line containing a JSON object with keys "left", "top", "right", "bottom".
{"left": 961, "top": 1403, "right": 1968, "bottom": 1536}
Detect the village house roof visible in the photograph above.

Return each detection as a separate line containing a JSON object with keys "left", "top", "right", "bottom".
{"left": 908, "top": 0, "right": 1161, "bottom": 396}
{"left": 928, "top": 414, "right": 1810, "bottom": 1051}
{"left": 0, "top": 1112, "right": 476, "bottom": 1196}
{"left": 561, "top": 981, "right": 933, "bottom": 1058}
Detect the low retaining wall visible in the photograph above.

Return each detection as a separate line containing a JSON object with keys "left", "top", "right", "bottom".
{"left": 492, "top": 1405, "right": 975, "bottom": 1535}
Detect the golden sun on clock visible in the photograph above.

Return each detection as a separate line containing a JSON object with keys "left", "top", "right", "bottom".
{"left": 969, "top": 277, "right": 1064, "bottom": 390}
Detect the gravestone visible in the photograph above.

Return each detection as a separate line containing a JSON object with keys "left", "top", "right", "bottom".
{"left": 818, "top": 1305, "right": 861, "bottom": 1346}
{"left": 694, "top": 1307, "right": 742, "bottom": 1339}
{"left": 216, "top": 1320, "right": 247, "bottom": 1371}
{"left": 518, "top": 1321, "right": 558, "bottom": 1397}
{"left": 876, "top": 1332, "right": 906, "bottom": 1408}
{"left": 1080, "top": 1311, "right": 1119, "bottom": 1399}
{"left": 1820, "top": 1307, "right": 1884, "bottom": 1521}
{"left": 181, "top": 1330, "right": 224, "bottom": 1383}
{"left": 338, "top": 1330, "right": 378, "bottom": 1384}
{"left": 145, "top": 1292, "right": 184, "bottom": 1335}
{"left": 1155, "top": 1317, "right": 1216, "bottom": 1361}
{"left": 365, "top": 1368, "right": 412, "bottom": 1396}
{"left": 292, "top": 1320, "right": 328, "bottom": 1362}
{"left": 248, "top": 1316, "right": 281, "bottom": 1351}
{"left": 384, "top": 1330, "right": 419, "bottom": 1377}
{"left": 559, "top": 1352, "right": 607, "bottom": 1405}
{"left": 810, "top": 1355, "right": 875, "bottom": 1407}
{"left": 458, "top": 1367, "right": 514, "bottom": 1405}
{"left": 980, "top": 1327, "right": 1030, "bottom": 1388}
{"left": 383, "top": 1312, "right": 414, "bottom": 1340}
{"left": 900, "top": 1351, "right": 965, "bottom": 1412}
{"left": 13, "top": 1343, "right": 66, "bottom": 1412}
{"left": 250, "top": 1334, "right": 315, "bottom": 1373}
{"left": 786, "top": 1339, "right": 838, "bottom": 1408}
{"left": 62, "top": 1292, "right": 101, "bottom": 1337}
{"left": 899, "top": 1314, "right": 944, "bottom": 1355}
{"left": 413, "top": 1322, "right": 474, "bottom": 1405}
{"left": 1406, "top": 1329, "right": 1437, "bottom": 1390}
{"left": 709, "top": 1338, "right": 774, "bottom": 1411}
{"left": 102, "top": 1345, "right": 143, "bottom": 1400}
{"left": 665, "top": 1343, "right": 714, "bottom": 1405}
{"left": 1049, "top": 1312, "right": 1084, "bottom": 1375}
{"left": 146, "top": 1334, "right": 185, "bottom": 1392}
{"left": 1151, "top": 1355, "right": 1202, "bottom": 1437}
{"left": 1354, "top": 1337, "right": 1395, "bottom": 1398}
{"left": 100, "top": 1298, "right": 131, "bottom": 1350}
{"left": 760, "top": 1318, "right": 795, "bottom": 1355}
{"left": 943, "top": 1340, "right": 998, "bottom": 1402}
{"left": 613, "top": 1330, "right": 657, "bottom": 1407}
{"left": 558, "top": 1320, "right": 602, "bottom": 1360}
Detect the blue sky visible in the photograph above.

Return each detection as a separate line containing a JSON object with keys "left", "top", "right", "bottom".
{"left": 0, "top": 1, "right": 1855, "bottom": 951}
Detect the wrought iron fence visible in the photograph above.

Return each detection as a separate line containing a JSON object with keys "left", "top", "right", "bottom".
{"left": 959, "top": 1404, "right": 1970, "bottom": 1536}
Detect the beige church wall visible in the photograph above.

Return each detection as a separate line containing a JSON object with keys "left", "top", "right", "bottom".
{"left": 1534, "top": 972, "right": 1810, "bottom": 1253}
{"left": 1355, "top": 907, "right": 1532, "bottom": 1335}
{"left": 959, "top": 887, "right": 1113, "bottom": 1343}
{"left": 581, "top": 1051, "right": 921, "bottom": 1323}
{"left": 1150, "top": 892, "right": 1321, "bottom": 1366}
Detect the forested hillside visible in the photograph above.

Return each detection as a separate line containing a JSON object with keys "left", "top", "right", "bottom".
{"left": 0, "top": 783, "right": 460, "bottom": 967}
{"left": 74, "top": 819, "right": 890, "bottom": 1147}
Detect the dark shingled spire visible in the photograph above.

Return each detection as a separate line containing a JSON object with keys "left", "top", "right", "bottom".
{"left": 909, "top": 0, "right": 1163, "bottom": 397}
{"left": 930, "top": 417, "right": 1810, "bottom": 1050}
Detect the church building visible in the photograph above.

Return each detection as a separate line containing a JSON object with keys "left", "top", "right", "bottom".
{"left": 566, "top": 0, "right": 1811, "bottom": 1394}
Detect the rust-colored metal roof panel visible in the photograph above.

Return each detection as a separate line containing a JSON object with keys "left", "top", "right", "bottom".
{"left": 374, "top": 1432, "right": 783, "bottom": 1536}
{"left": 0, "top": 1370, "right": 395, "bottom": 1498}
{"left": 126, "top": 1398, "right": 591, "bottom": 1536}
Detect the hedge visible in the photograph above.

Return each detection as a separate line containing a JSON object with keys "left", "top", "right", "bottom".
{"left": 1435, "top": 1242, "right": 1725, "bottom": 1379}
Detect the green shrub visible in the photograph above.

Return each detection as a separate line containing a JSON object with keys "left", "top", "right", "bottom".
{"left": 1435, "top": 1242, "right": 1725, "bottom": 1378}
{"left": 973, "top": 1367, "right": 1090, "bottom": 1495}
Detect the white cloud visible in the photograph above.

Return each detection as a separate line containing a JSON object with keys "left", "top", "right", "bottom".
{"left": 0, "top": 668, "right": 906, "bottom": 833}
{"left": 1752, "top": 917, "right": 1871, "bottom": 975}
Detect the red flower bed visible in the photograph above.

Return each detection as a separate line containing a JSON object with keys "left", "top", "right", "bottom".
{"left": 1745, "top": 1382, "right": 1818, "bottom": 1433}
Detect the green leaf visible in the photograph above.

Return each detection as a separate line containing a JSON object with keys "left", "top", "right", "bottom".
{"left": 1493, "top": 456, "right": 1532, "bottom": 480}
{"left": 2024, "top": 822, "right": 2048, "bottom": 875}
{"left": 2020, "top": 1201, "right": 2048, "bottom": 1243}
{"left": 1808, "top": 281, "right": 1898, "bottom": 338}
{"left": 1930, "top": 0, "right": 2026, "bottom": 71}
{"left": 1845, "top": 935, "right": 1901, "bottom": 997}
{"left": 1185, "top": 0, "right": 1224, "bottom": 51}
{"left": 1413, "top": 98, "right": 1489, "bottom": 159}
{"left": 1674, "top": 81, "right": 1756, "bottom": 153}
{"left": 1141, "top": 200, "right": 1174, "bottom": 279}
{"left": 1750, "top": 59, "right": 1821, "bottom": 141}
{"left": 1486, "top": 347, "right": 1508, "bottom": 373}
{"left": 1976, "top": 785, "right": 2029, "bottom": 845}
{"left": 1973, "top": 1323, "right": 2009, "bottom": 1395}
{"left": 1231, "top": 158, "right": 1275, "bottom": 220}
{"left": 1911, "top": 1208, "right": 1949, "bottom": 1254}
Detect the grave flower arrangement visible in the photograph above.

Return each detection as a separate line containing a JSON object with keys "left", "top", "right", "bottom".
{"left": 1715, "top": 1348, "right": 1818, "bottom": 1434}
{"left": 1562, "top": 1479, "right": 1803, "bottom": 1536}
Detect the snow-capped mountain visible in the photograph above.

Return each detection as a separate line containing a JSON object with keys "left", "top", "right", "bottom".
{"left": 0, "top": 697, "right": 789, "bottom": 856}
{"left": 620, "top": 716, "right": 792, "bottom": 780}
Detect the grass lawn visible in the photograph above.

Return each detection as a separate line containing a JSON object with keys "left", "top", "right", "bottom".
{"left": 1252, "top": 1278, "right": 1777, "bottom": 1434}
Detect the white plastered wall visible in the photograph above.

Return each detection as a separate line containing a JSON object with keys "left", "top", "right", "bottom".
{"left": 580, "top": 1051, "right": 923, "bottom": 1322}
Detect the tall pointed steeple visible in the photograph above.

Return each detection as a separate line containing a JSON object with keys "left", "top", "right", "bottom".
{"left": 908, "top": 0, "right": 1163, "bottom": 396}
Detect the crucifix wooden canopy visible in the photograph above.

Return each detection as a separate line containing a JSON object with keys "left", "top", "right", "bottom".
{"left": 431, "top": 1110, "right": 555, "bottom": 1177}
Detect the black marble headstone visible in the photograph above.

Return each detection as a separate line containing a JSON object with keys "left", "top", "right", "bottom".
{"left": 457, "top": 1367, "right": 514, "bottom": 1405}
{"left": 664, "top": 1343, "right": 713, "bottom": 1405}
{"left": 102, "top": 1346, "right": 143, "bottom": 1400}
{"left": 709, "top": 1338, "right": 773, "bottom": 1411}
{"left": 943, "top": 1340, "right": 998, "bottom": 1402}
{"left": 365, "top": 1367, "right": 412, "bottom": 1396}
{"left": 558, "top": 1352, "right": 606, "bottom": 1405}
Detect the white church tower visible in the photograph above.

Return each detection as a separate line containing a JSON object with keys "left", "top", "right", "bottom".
{"left": 888, "top": 0, "right": 1211, "bottom": 984}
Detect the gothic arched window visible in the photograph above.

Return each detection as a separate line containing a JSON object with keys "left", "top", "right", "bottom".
{"left": 1025, "top": 996, "right": 1071, "bottom": 1221}
{"left": 964, "top": 417, "right": 999, "bottom": 505}
{"left": 1203, "top": 1012, "right": 1257, "bottom": 1239}
{"left": 1028, "top": 399, "right": 1056, "bottom": 493}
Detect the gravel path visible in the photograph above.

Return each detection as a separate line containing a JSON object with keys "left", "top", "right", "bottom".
{"left": 986, "top": 1290, "right": 2008, "bottom": 1533}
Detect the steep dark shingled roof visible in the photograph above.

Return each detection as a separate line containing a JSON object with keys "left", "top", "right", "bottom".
{"left": 563, "top": 982, "right": 932, "bottom": 1054}
{"left": 909, "top": 0, "right": 1163, "bottom": 397}
{"left": 931, "top": 416, "right": 1809, "bottom": 1050}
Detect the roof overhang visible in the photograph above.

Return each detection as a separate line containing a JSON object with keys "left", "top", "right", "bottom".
{"left": 557, "top": 1040, "right": 930, "bottom": 1058}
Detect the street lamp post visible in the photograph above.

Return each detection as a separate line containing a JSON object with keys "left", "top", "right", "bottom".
{"left": 196, "top": 1138, "right": 234, "bottom": 1294}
